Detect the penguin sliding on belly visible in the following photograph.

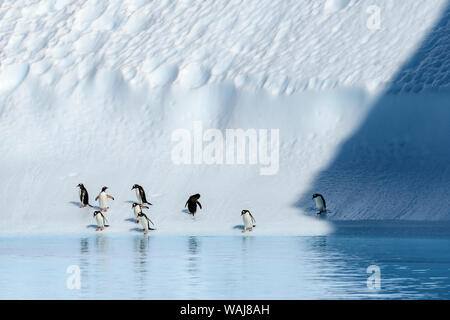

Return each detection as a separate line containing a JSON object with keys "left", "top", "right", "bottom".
{"left": 132, "top": 202, "right": 149, "bottom": 224}
{"left": 95, "top": 186, "right": 114, "bottom": 212}
{"left": 185, "top": 194, "right": 202, "bottom": 216}
{"left": 312, "top": 193, "right": 327, "bottom": 215}
{"left": 241, "top": 210, "right": 256, "bottom": 233}
{"left": 76, "top": 184, "right": 93, "bottom": 208}
{"left": 131, "top": 184, "right": 152, "bottom": 206}
{"left": 137, "top": 212, "right": 155, "bottom": 235}
{"left": 93, "top": 210, "right": 107, "bottom": 231}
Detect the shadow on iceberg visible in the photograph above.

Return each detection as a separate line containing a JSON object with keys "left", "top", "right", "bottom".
{"left": 296, "top": 3, "right": 450, "bottom": 220}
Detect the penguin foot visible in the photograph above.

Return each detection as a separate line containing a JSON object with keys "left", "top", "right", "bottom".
{"left": 242, "top": 229, "right": 246, "bottom": 233}
{"left": 96, "top": 227, "right": 100, "bottom": 231}
{"left": 249, "top": 228, "right": 253, "bottom": 232}
{"left": 80, "top": 205, "right": 84, "bottom": 208}
{"left": 141, "top": 229, "right": 145, "bottom": 231}
{"left": 144, "top": 232, "right": 148, "bottom": 236}
{"left": 101, "top": 227, "right": 104, "bottom": 231}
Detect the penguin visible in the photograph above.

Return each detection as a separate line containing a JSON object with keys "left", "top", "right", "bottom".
{"left": 185, "top": 194, "right": 202, "bottom": 216}
{"left": 241, "top": 210, "right": 256, "bottom": 233}
{"left": 137, "top": 212, "right": 155, "bottom": 235}
{"left": 93, "top": 210, "right": 106, "bottom": 231}
{"left": 76, "top": 183, "right": 93, "bottom": 208}
{"left": 131, "top": 184, "right": 152, "bottom": 206}
{"left": 95, "top": 186, "right": 114, "bottom": 212}
{"left": 312, "top": 193, "right": 327, "bottom": 214}
{"left": 132, "top": 202, "right": 149, "bottom": 224}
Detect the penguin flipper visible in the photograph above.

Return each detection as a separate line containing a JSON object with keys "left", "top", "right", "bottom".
{"left": 95, "top": 195, "right": 99, "bottom": 201}
{"left": 197, "top": 201, "right": 202, "bottom": 209}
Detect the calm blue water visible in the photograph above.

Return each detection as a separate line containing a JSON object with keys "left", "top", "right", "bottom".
{"left": 1, "top": 221, "right": 449, "bottom": 299}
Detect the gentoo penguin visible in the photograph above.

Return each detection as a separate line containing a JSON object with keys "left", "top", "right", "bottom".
{"left": 312, "top": 193, "right": 327, "bottom": 214}
{"left": 241, "top": 210, "right": 256, "bottom": 233}
{"left": 95, "top": 186, "right": 114, "bottom": 212}
{"left": 185, "top": 194, "right": 202, "bottom": 216}
{"left": 132, "top": 202, "right": 149, "bottom": 224}
{"left": 76, "top": 183, "right": 92, "bottom": 208}
{"left": 93, "top": 210, "right": 106, "bottom": 231}
{"left": 131, "top": 184, "right": 152, "bottom": 205}
{"left": 137, "top": 212, "right": 155, "bottom": 235}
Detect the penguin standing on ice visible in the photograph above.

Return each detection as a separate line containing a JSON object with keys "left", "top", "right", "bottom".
{"left": 241, "top": 210, "right": 256, "bottom": 233}
{"left": 312, "top": 193, "right": 327, "bottom": 214}
{"left": 137, "top": 212, "right": 155, "bottom": 235}
{"left": 95, "top": 186, "right": 114, "bottom": 212}
{"left": 93, "top": 210, "right": 107, "bottom": 231}
{"left": 185, "top": 194, "right": 202, "bottom": 216}
{"left": 132, "top": 202, "right": 149, "bottom": 223}
{"left": 131, "top": 184, "right": 152, "bottom": 205}
{"left": 76, "top": 183, "right": 93, "bottom": 208}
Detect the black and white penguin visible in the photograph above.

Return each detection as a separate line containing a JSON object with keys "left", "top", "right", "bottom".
{"left": 312, "top": 193, "right": 327, "bottom": 214}
{"left": 76, "top": 183, "right": 93, "bottom": 208}
{"left": 185, "top": 194, "right": 202, "bottom": 216}
{"left": 241, "top": 210, "right": 256, "bottom": 233}
{"left": 137, "top": 212, "right": 155, "bottom": 235}
{"left": 95, "top": 186, "right": 114, "bottom": 212}
{"left": 131, "top": 184, "right": 152, "bottom": 206}
{"left": 93, "top": 210, "right": 106, "bottom": 231}
{"left": 132, "top": 202, "right": 149, "bottom": 223}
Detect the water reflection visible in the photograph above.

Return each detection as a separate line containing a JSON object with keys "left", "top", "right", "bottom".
{"left": 94, "top": 234, "right": 107, "bottom": 253}
{"left": 241, "top": 235, "right": 254, "bottom": 255}
{"left": 186, "top": 236, "right": 201, "bottom": 284}
{"left": 78, "top": 238, "right": 89, "bottom": 293}
{"left": 93, "top": 234, "right": 108, "bottom": 294}
{"left": 133, "top": 236, "right": 150, "bottom": 298}
{"left": 1, "top": 232, "right": 448, "bottom": 299}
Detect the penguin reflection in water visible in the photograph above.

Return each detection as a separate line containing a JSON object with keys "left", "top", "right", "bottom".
{"left": 76, "top": 183, "right": 93, "bottom": 208}
{"left": 93, "top": 210, "right": 108, "bottom": 231}
{"left": 185, "top": 194, "right": 202, "bottom": 216}
{"left": 95, "top": 186, "right": 115, "bottom": 212}
{"left": 137, "top": 212, "right": 155, "bottom": 235}
{"left": 241, "top": 210, "right": 256, "bottom": 233}
{"left": 132, "top": 202, "right": 149, "bottom": 224}
{"left": 312, "top": 193, "right": 327, "bottom": 215}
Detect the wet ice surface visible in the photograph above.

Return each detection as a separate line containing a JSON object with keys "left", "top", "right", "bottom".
{"left": 1, "top": 221, "right": 449, "bottom": 300}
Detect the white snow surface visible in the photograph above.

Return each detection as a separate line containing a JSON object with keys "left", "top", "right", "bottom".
{"left": 0, "top": 0, "right": 449, "bottom": 234}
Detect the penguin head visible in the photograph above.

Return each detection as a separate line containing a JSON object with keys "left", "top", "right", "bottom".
{"left": 93, "top": 210, "right": 101, "bottom": 217}
{"left": 76, "top": 183, "right": 84, "bottom": 189}
{"left": 101, "top": 186, "right": 108, "bottom": 192}
{"left": 191, "top": 193, "right": 200, "bottom": 200}
{"left": 241, "top": 210, "right": 249, "bottom": 216}
{"left": 131, "top": 184, "right": 140, "bottom": 190}
{"left": 312, "top": 193, "right": 320, "bottom": 199}
{"left": 132, "top": 202, "right": 139, "bottom": 208}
